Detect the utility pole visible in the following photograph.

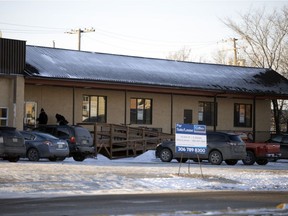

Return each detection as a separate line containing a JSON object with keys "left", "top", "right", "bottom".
{"left": 65, "top": 28, "right": 95, "bottom": 51}
{"left": 232, "top": 38, "right": 238, "bottom": 66}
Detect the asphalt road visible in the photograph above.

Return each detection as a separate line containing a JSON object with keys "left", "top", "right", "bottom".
{"left": 1, "top": 191, "right": 288, "bottom": 215}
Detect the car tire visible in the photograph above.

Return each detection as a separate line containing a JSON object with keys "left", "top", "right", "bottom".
{"left": 208, "top": 150, "right": 223, "bottom": 165}
{"left": 176, "top": 158, "right": 188, "bottom": 163}
{"left": 27, "top": 148, "right": 40, "bottom": 161}
{"left": 256, "top": 159, "right": 268, "bottom": 165}
{"left": 242, "top": 151, "right": 255, "bottom": 165}
{"left": 73, "top": 154, "right": 85, "bottom": 162}
{"left": 48, "top": 157, "right": 57, "bottom": 161}
{"left": 225, "top": 159, "right": 238, "bottom": 165}
{"left": 159, "top": 148, "right": 173, "bottom": 162}
{"left": 8, "top": 156, "right": 20, "bottom": 162}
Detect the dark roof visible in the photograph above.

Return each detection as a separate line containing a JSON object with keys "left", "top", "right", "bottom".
{"left": 25, "top": 45, "right": 288, "bottom": 97}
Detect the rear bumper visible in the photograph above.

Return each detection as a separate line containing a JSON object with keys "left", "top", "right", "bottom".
{"left": 44, "top": 149, "right": 70, "bottom": 158}
{"left": 0, "top": 146, "right": 26, "bottom": 157}
{"left": 74, "top": 146, "right": 95, "bottom": 156}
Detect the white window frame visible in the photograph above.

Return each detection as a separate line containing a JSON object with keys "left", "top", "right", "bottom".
{"left": 0, "top": 107, "right": 8, "bottom": 126}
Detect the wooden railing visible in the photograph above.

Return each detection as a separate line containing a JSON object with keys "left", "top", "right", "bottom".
{"left": 77, "top": 123, "right": 174, "bottom": 159}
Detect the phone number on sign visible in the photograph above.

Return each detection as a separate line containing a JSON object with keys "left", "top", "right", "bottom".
{"left": 176, "top": 146, "right": 206, "bottom": 154}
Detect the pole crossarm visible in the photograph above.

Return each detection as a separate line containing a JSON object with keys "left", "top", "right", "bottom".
{"left": 65, "top": 27, "right": 95, "bottom": 50}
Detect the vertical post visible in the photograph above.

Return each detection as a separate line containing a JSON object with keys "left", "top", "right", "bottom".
{"left": 253, "top": 97, "right": 256, "bottom": 142}
{"left": 170, "top": 93, "right": 174, "bottom": 134}
{"left": 233, "top": 38, "right": 238, "bottom": 66}
{"left": 214, "top": 95, "right": 217, "bottom": 132}
{"left": 77, "top": 28, "right": 81, "bottom": 51}
{"left": 124, "top": 90, "right": 127, "bottom": 125}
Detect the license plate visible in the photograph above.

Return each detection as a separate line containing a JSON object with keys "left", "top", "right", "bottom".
{"left": 82, "top": 140, "right": 88, "bottom": 145}
{"left": 13, "top": 138, "right": 18, "bottom": 142}
{"left": 58, "top": 144, "right": 63, "bottom": 149}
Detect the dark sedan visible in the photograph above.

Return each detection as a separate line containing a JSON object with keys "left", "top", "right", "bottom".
{"left": 267, "top": 134, "right": 288, "bottom": 159}
{"left": 20, "top": 131, "right": 69, "bottom": 161}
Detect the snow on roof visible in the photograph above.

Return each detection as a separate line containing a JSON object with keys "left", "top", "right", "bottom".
{"left": 25, "top": 45, "right": 288, "bottom": 96}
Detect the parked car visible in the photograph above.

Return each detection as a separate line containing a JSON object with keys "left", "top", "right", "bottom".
{"left": 266, "top": 134, "right": 288, "bottom": 160}
{"left": 0, "top": 127, "right": 26, "bottom": 162}
{"left": 33, "top": 125, "right": 95, "bottom": 161}
{"left": 155, "top": 131, "right": 246, "bottom": 165}
{"left": 20, "top": 131, "right": 69, "bottom": 161}
{"left": 242, "top": 142, "right": 281, "bottom": 165}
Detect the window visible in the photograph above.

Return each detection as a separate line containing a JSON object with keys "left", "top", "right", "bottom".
{"left": 130, "top": 98, "right": 152, "bottom": 124}
{"left": 0, "top": 107, "right": 8, "bottom": 126}
{"left": 184, "top": 109, "right": 193, "bottom": 124}
{"left": 82, "top": 95, "right": 107, "bottom": 123}
{"left": 198, "top": 102, "right": 217, "bottom": 126}
{"left": 234, "top": 103, "right": 252, "bottom": 127}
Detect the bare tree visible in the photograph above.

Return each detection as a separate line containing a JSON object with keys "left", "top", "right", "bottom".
{"left": 223, "top": 7, "right": 288, "bottom": 133}
{"left": 166, "top": 46, "right": 192, "bottom": 61}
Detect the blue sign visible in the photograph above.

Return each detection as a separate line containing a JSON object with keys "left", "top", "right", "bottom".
{"left": 175, "top": 124, "right": 207, "bottom": 154}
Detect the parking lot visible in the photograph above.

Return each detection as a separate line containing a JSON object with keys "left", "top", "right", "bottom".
{"left": 0, "top": 151, "right": 287, "bottom": 199}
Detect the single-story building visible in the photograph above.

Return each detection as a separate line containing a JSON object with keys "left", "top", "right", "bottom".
{"left": 1, "top": 38, "right": 288, "bottom": 142}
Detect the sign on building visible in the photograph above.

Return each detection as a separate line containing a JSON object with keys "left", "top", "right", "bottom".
{"left": 175, "top": 124, "right": 207, "bottom": 154}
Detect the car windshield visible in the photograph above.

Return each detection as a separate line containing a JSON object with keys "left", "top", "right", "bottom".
{"left": 228, "top": 135, "right": 243, "bottom": 142}
{"left": 35, "top": 133, "right": 59, "bottom": 140}
{"left": 75, "top": 127, "right": 91, "bottom": 138}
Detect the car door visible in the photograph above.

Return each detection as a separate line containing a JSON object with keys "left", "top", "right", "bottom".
{"left": 280, "top": 136, "right": 288, "bottom": 159}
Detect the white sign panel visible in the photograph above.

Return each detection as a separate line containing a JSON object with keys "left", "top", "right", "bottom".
{"left": 175, "top": 124, "right": 207, "bottom": 154}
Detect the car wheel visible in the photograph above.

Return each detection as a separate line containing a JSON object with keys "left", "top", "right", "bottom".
{"left": 256, "top": 159, "right": 268, "bottom": 165}
{"left": 159, "top": 148, "right": 173, "bottom": 162}
{"left": 8, "top": 156, "right": 20, "bottom": 162}
{"left": 242, "top": 151, "right": 255, "bottom": 165}
{"left": 57, "top": 157, "right": 66, "bottom": 161}
{"left": 27, "top": 148, "right": 40, "bottom": 161}
{"left": 225, "top": 159, "right": 238, "bottom": 165}
{"left": 48, "top": 157, "right": 57, "bottom": 161}
{"left": 208, "top": 150, "right": 223, "bottom": 165}
{"left": 73, "top": 154, "right": 85, "bottom": 162}
{"left": 176, "top": 158, "right": 188, "bottom": 163}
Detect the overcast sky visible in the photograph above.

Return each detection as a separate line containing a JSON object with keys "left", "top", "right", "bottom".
{"left": 0, "top": 0, "right": 287, "bottom": 61}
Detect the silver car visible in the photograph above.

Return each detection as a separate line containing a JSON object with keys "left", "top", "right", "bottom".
{"left": 20, "top": 131, "right": 69, "bottom": 161}
{"left": 156, "top": 131, "right": 246, "bottom": 165}
{"left": 0, "top": 127, "right": 26, "bottom": 162}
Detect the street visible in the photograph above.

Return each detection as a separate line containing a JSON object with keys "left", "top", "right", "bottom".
{"left": 1, "top": 191, "right": 288, "bottom": 215}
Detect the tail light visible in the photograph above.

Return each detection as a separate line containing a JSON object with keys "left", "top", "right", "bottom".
{"left": 70, "top": 136, "right": 76, "bottom": 144}
{"left": 44, "top": 141, "right": 53, "bottom": 146}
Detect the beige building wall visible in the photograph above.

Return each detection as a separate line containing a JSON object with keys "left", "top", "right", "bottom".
{"left": 24, "top": 84, "right": 271, "bottom": 140}
{"left": 0, "top": 76, "right": 25, "bottom": 130}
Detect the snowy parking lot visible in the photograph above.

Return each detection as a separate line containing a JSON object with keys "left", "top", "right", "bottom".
{"left": 0, "top": 150, "right": 287, "bottom": 199}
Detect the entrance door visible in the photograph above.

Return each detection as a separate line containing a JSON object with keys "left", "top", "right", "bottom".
{"left": 184, "top": 109, "right": 193, "bottom": 124}
{"left": 24, "top": 102, "right": 37, "bottom": 129}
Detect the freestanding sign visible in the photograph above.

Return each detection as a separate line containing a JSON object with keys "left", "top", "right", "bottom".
{"left": 175, "top": 124, "right": 207, "bottom": 154}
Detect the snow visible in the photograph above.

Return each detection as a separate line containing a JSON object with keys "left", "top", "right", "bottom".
{"left": 0, "top": 150, "right": 287, "bottom": 199}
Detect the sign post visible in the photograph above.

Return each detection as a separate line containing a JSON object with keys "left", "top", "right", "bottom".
{"left": 175, "top": 124, "right": 207, "bottom": 176}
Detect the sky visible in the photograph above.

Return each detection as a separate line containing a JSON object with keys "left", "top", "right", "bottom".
{"left": 0, "top": 0, "right": 287, "bottom": 62}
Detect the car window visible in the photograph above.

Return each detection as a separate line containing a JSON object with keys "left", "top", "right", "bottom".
{"left": 207, "top": 134, "right": 226, "bottom": 142}
{"left": 33, "top": 133, "right": 57, "bottom": 141}
{"left": 271, "top": 135, "right": 282, "bottom": 143}
{"left": 282, "top": 136, "right": 288, "bottom": 144}
{"left": 228, "top": 135, "right": 242, "bottom": 142}
{"left": 74, "top": 127, "right": 91, "bottom": 138}
{"left": 56, "top": 128, "right": 70, "bottom": 139}
{"left": 21, "top": 132, "right": 36, "bottom": 141}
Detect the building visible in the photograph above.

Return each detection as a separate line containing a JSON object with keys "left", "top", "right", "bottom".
{"left": 1, "top": 38, "right": 288, "bottom": 141}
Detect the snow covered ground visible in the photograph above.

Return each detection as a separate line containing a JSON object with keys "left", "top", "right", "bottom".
{"left": 1, "top": 150, "right": 288, "bottom": 215}
{"left": 0, "top": 150, "right": 287, "bottom": 199}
